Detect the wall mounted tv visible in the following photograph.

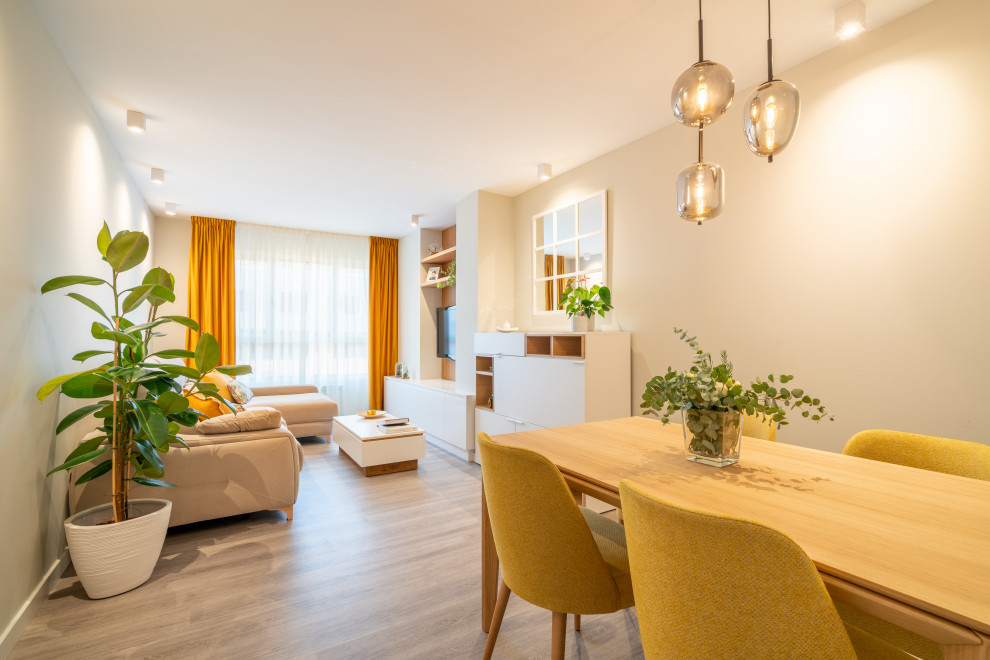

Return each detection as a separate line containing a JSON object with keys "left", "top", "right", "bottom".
{"left": 437, "top": 305, "right": 455, "bottom": 360}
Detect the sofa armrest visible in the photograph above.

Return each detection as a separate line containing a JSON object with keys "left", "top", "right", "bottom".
{"left": 250, "top": 384, "right": 319, "bottom": 396}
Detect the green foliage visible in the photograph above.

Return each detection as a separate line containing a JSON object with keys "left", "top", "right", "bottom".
{"left": 559, "top": 279, "right": 613, "bottom": 319}
{"left": 436, "top": 259, "right": 456, "bottom": 289}
{"left": 38, "top": 221, "right": 251, "bottom": 521}
{"left": 640, "top": 327, "right": 833, "bottom": 429}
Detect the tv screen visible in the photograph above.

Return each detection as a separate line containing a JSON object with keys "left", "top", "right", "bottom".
{"left": 437, "top": 305, "right": 456, "bottom": 360}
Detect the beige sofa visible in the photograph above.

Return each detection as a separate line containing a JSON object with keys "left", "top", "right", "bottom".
{"left": 68, "top": 384, "right": 339, "bottom": 527}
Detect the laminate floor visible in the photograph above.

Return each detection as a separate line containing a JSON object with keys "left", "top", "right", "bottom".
{"left": 12, "top": 439, "right": 644, "bottom": 660}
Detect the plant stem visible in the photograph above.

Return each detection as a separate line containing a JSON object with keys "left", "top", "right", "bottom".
{"left": 110, "top": 272, "right": 128, "bottom": 522}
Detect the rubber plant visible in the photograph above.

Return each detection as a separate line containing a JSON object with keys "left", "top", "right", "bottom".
{"left": 37, "top": 222, "right": 250, "bottom": 523}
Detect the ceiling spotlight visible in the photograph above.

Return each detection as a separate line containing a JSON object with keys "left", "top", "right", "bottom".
{"left": 151, "top": 168, "right": 165, "bottom": 184}
{"left": 835, "top": 0, "right": 866, "bottom": 40}
{"left": 126, "top": 109, "right": 146, "bottom": 133}
{"left": 411, "top": 214, "right": 422, "bottom": 228}
{"left": 164, "top": 202, "right": 176, "bottom": 216}
{"left": 537, "top": 163, "right": 552, "bottom": 180}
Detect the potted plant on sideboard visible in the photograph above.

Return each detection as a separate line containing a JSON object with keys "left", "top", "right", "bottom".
{"left": 559, "top": 278, "right": 613, "bottom": 332}
{"left": 37, "top": 222, "right": 249, "bottom": 598}
{"left": 641, "top": 328, "right": 832, "bottom": 467}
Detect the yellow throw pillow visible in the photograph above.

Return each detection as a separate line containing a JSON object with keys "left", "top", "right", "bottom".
{"left": 201, "top": 370, "right": 234, "bottom": 403}
{"left": 183, "top": 370, "right": 237, "bottom": 419}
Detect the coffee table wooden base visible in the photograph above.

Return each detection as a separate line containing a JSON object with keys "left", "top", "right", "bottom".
{"left": 341, "top": 450, "right": 418, "bottom": 476}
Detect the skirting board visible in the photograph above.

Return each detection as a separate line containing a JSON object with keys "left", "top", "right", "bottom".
{"left": 0, "top": 549, "right": 69, "bottom": 659}
{"left": 424, "top": 434, "right": 474, "bottom": 463}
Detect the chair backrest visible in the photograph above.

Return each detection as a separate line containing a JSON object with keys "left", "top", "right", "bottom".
{"left": 477, "top": 432, "right": 622, "bottom": 614}
{"left": 618, "top": 479, "right": 857, "bottom": 660}
{"left": 843, "top": 429, "right": 990, "bottom": 481}
{"left": 742, "top": 413, "right": 777, "bottom": 442}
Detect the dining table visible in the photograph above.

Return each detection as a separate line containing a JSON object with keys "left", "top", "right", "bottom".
{"left": 481, "top": 416, "right": 990, "bottom": 659}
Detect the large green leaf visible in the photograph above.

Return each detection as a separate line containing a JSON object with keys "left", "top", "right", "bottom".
{"left": 142, "top": 268, "right": 175, "bottom": 306}
{"left": 131, "top": 399, "right": 169, "bottom": 447}
{"left": 64, "top": 434, "right": 108, "bottom": 463}
{"left": 72, "top": 349, "right": 111, "bottom": 363}
{"left": 74, "top": 460, "right": 112, "bottom": 485}
{"left": 91, "top": 321, "right": 139, "bottom": 347}
{"left": 105, "top": 231, "right": 149, "bottom": 273}
{"left": 215, "top": 364, "right": 252, "bottom": 377}
{"left": 127, "top": 318, "right": 170, "bottom": 334}
{"left": 41, "top": 275, "right": 106, "bottom": 294}
{"left": 61, "top": 373, "right": 114, "bottom": 399}
{"left": 131, "top": 477, "right": 175, "bottom": 488}
{"left": 157, "top": 364, "right": 201, "bottom": 379}
{"left": 194, "top": 333, "right": 220, "bottom": 373}
{"left": 150, "top": 349, "right": 195, "bottom": 360}
{"left": 97, "top": 222, "right": 112, "bottom": 257}
{"left": 162, "top": 315, "right": 200, "bottom": 332}
{"left": 47, "top": 447, "right": 108, "bottom": 476}
{"left": 56, "top": 403, "right": 105, "bottom": 435}
{"left": 156, "top": 390, "right": 189, "bottom": 415}
{"left": 121, "top": 284, "right": 154, "bottom": 313}
{"left": 36, "top": 366, "right": 106, "bottom": 401}
{"left": 131, "top": 437, "right": 165, "bottom": 472}
{"left": 65, "top": 292, "right": 112, "bottom": 323}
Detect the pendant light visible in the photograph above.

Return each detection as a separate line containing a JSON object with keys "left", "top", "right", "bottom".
{"left": 671, "top": 0, "right": 735, "bottom": 128}
{"left": 673, "top": 0, "right": 730, "bottom": 224}
{"left": 742, "top": 0, "right": 800, "bottom": 162}
{"left": 676, "top": 130, "right": 724, "bottom": 225}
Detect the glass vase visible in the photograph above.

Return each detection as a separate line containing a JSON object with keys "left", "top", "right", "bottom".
{"left": 681, "top": 409, "right": 743, "bottom": 467}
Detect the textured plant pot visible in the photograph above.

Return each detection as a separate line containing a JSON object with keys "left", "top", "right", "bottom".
{"left": 570, "top": 315, "right": 595, "bottom": 332}
{"left": 63, "top": 498, "right": 171, "bottom": 599}
{"left": 681, "top": 409, "right": 743, "bottom": 467}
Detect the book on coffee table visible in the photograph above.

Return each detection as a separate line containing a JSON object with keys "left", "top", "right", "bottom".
{"left": 378, "top": 422, "right": 418, "bottom": 434}
{"left": 380, "top": 417, "right": 410, "bottom": 426}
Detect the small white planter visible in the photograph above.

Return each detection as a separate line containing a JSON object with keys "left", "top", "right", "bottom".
{"left": 63, "top": 498, "right": 171, "bottom": 599}
{"left": 570, "top": 315, "right": 595, "bottom": 332}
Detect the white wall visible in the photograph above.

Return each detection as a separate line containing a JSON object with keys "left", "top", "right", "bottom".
{"left": 151, "top": 215, "right": 191, "bottom": 351}
{"left": 512, "top": 0, "right": 990, "bottom": 453}
{"left": 0, "top": 0, "right": 152, "bottom": 653}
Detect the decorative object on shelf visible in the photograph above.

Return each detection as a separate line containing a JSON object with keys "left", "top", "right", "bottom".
{"left": 37, "top": 222, "right": 251, "bottom": 598}
{"left": 428, "top": 241, "right": 442, "bottom": 254}
{"left": 495, "top": 321, "right": 519, "bottom": 333}
{"left": 559, "top": 278, "right": 612, "bottom": 332}
{"left": 436, "top": 259, "right": 456, "bottom": 289}
{"left": 672, "top": 0, "right": 733, "bottom": 225}
{"left": 742, "top": 0, "right": 800, "bottom": 162}
{"left": 426, "top": 266, "right": 441, "bottom": 282}
{"left": 394, "top": 362, "right": 404, "bottom": 377}
{"left": 402, "top": 366, "right": 410, "bottom": 379}
{"left": 640, "top": 328, "right": 832, "bottom": 467}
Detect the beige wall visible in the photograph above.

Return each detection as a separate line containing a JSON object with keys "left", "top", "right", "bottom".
{"left": 0, "top": 0, "right": 152, "bottom": 652}
{"left": 151, "top": 215, "right": 192, "bottom": 351}
{"left": 512, "top": 0, "right": 990, "bottom": 453}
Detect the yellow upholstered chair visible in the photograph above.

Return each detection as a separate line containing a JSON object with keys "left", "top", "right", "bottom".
{"left": 837, "top": 429, "right": 990, "bottom": 659}
{"left": 618, "top": 479, "right": 907, "bottom": 660}
{"left": 742, "top": 412, "right": 777, "bottom": 442}
{"left": 477, "top": 432, "right": 634, "bottom": 660}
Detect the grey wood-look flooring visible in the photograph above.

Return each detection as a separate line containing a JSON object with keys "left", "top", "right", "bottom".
{"left": 12, "top": 440, "right": 644, "bottom": 659}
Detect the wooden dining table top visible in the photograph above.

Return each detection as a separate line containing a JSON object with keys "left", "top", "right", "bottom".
{"left": 490, "top": 416, "right": 990, "bottom": 637}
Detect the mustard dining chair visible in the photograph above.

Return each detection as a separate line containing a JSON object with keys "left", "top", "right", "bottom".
{"left": 477, "top": 432, "right": 635, "bottom": 660}
{"left": 742, "top": 412, "right": 777, "bottom": 442}
{"left": 618, "top": 479, "right": 908, "bottom": 660}
{"left": 837, "top": 429, "right": 990, "bottom": 660}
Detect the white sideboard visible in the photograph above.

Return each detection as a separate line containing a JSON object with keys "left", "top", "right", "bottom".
{"left": 384, "top": 377, "right": 476, "bottom": 462}
{"left": 473, "top": 331, "right": 631, "bottom": 463}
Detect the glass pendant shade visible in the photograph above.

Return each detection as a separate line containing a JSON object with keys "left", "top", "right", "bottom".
{"left": 671, "top": 61, "right": 735, "bottom": 127}
{"left": 743, "top": 80, "right": 800, "bottom": 158}
{"left": 676, "top": 161, "right": 725, "bottom": 224}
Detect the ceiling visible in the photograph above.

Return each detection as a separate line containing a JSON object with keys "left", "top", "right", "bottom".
{"left": 33, "top": 0, "right": 933, "bottom": 237}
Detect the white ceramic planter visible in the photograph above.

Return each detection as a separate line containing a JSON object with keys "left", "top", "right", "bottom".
{"left": 63, "top": 498, "right": 171, "bottom": 599}
{"left": 570, "top": 315, "right": 595, "bottom": 332}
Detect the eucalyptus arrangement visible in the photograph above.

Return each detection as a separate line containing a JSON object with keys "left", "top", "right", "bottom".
{"left": 38, "top": 222, "right": 249, "bottom": 523}
{"left": 436, "top": 259, "right": 456, "bottom": 289}
{"left": 641, "top": 328, "right": 832, "bottom": 463}
{"left": 559, "top": 278, "right": 613, "bottom": 319}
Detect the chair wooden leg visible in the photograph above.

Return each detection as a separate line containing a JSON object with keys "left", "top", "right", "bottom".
{"left": 552, "top": 611, "right": 567, "bottom": 660}
{"left": 574, "top": 613, "right": 581, "bottom": 631}
{"left": 483, "top": 580, "right": 511, "bottom": 660}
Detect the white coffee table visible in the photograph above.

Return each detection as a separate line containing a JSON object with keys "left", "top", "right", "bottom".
{"left": 332, "top": 413, "right": 425, "bottom": 476}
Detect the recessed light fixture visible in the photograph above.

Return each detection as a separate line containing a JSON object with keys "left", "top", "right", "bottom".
{"left": 537, "top": 163, "right": 552, "bottom": 180}
{"left": 411, "top": 214, "right": 422, "bottom": 228}
{"left": 126, "top": 109, "right": 146, "bottom": 133}
{"left": 164, "top": 202, "right": 176, "bottom": 216}
{"left": 151, "top": 168, "right": 165, "bottom": 184}
{"left": 835, "top": 0, "right": 866, "bottom": 40}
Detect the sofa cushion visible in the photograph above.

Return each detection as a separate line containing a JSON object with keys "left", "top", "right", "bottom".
{"left": 202, "top": 370, "right": 235, "bottom": 402}
{"left": 194, "top": 406, "right": 283, "bottom": 435}
{"left": 185, "top": 392, "right": 235, "bottom": 418}
{"left": 228, "top": 379, "right": 254, "bottom": 404}
{"left": 246, "top": 392, "right": 336, "bottom": 425}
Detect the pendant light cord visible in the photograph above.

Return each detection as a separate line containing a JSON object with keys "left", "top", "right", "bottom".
{"left": 767, "top": 0, "right": 775, "bottom": 81}
{"left": 698, "top": 0, "right": 704, "bottom": 62}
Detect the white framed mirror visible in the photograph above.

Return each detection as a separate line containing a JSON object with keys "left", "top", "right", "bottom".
{"left": 532, "top": 189, "right": 607, "bottom": 315}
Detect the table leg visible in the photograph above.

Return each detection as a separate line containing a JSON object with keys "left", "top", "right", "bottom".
{"left": 481, "top": 479, "right": 499, "bottom": 632}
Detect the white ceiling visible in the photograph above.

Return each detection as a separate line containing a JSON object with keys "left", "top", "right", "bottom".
{"left": 33, "top": 0, "right": 933, "bottom": 237}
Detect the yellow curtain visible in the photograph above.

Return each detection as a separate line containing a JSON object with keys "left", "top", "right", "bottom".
{"left": 543, "top": 255, "right": 566, "bottom": 311}
{"left": 368, "top": 237, "right": 398, "bottom": 410}
{"left": 186, "top": 216, "right": 237, "bottom": 366}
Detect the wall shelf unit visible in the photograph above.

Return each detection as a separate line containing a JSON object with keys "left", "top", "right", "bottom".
{"left": 421, "top": 245, "right": 457, "bottom": 265}
{"left": 421, "top": 276, "right": 452, "bottom": 288}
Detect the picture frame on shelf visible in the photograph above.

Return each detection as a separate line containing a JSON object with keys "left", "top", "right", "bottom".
{"left": 426, "top": 266, "right": 441, "bottom": 282}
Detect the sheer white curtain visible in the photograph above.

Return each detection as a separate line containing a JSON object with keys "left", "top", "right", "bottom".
{"left": 235, "top": 223, "right": 369, "bottom": 415}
